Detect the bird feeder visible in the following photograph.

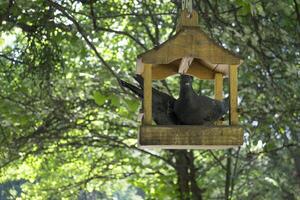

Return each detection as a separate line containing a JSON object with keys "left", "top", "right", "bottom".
{"left": 136, "top": 8, "right": 243, "bottom": 149}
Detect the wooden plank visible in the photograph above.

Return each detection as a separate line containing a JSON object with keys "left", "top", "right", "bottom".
{"left": 139, "top": 145, "right": 239, "bottom": 150}
{"left": 143, "top": 64, "right": 152, "bottom": 125}
{"left": 187, "top": 59, "right": 215, "bottom": 79}
{"left": 229, "top": 65, "right": 238, "bottom": 125}
{"left": 148, "top": 59, "right": 216, "bottom": 80}
{"left": 139, "top": 125, "right": 243, "bottom": 148}
{"left": 151, "top": 63, "right": 177, "bottom": 80}
{"left": 214, "top": 73, "right": 223, "bottom": 100}
{"left": 176, "top": 10, "right": 199, "bottom": 31}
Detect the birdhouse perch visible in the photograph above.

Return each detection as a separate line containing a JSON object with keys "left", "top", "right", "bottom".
{"left": 136, "top": 8, "right": 243, "bottom": 149}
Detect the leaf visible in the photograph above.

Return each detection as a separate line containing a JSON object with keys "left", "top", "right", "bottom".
{"left": 109, "top": 95, "right": 120, "bottom": 107}
{"left": 0, "top": 38, "right": 4, "bottom": 46}
{"left": 264, "top": 141, "right": 276, "bottom": 151}
{"left": 125, "top": 99, "right": 139, "bottom": 112}
{"left": 237, "top": 0, "right": 251, "bottom": 15}
{"left": 93, "top": 91, "right": 106, "bottom": 106}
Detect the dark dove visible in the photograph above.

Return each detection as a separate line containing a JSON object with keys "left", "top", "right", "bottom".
{"left": 174, "top": 74, "right": 229, "bottom": 125}
{"left": 120, "top": 75, "right": 179, "bottom": 125}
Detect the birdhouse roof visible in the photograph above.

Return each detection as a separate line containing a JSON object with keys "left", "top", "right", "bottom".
{"left": 138, "top": 26, "right": 242, "bottom": 64}
{"left": 136, "top": 10, "right": 242, "bottom": 78}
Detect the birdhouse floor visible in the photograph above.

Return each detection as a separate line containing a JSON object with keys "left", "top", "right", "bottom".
{"left": 139, "top": 125, "right": 243, "bottom": 149}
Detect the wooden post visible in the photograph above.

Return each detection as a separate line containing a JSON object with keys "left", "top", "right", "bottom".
{"left": 214, "top": 73, "right": 223, "bottom": 100}
{"left": 143, "top": 64, "right": 152, "bottom": 125}
{"left": 229, "top": 65, "right": 238, "bottom": 125}
{"left": 214, "top": 73, "right": 224, "bottom": 125}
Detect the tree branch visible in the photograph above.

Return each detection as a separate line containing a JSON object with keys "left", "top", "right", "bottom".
{"left": 293, "top": 0, "right": 300, "bottom": 27}
{"left": 209, "top": 150, "right": 227, "bottom": 171}
{"left": 0, "top": 53, "right": 25, "bottom": 64}
{"left": 230, "top": 147, "right": 240, "bottom": 198}
{"left": 225, "top": 149, "right": 232, "bottom": 200}
{"left": 46, "top": 0, "right": 125, "bottom": 88}
{"left": 95, "top": 26, "right": 147, "bottom": 50}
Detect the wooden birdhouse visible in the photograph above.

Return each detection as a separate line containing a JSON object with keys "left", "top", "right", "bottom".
{"left": 136, "top": 7, "right": 243, "bottom": 149}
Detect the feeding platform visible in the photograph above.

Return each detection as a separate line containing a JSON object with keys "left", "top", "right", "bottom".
{"left": 136, "top": 9, "right": 243, "bottom": 149}
{"left": 139, "top": 125, "right": 243, "bottom": 149}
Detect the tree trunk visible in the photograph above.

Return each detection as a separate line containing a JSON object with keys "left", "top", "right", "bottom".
{"left": 284, "top": 132, "right": 300, "bottom": 186}
{"left": 187, "top": 151, "right": 203, "bottom": 200}
{"left": 175, "top": 150, "right": 190, "bottom": 200}
{"left": 288, "top": 147, "right": 300, "bottom": 185}
{"left": 173, "top": 150, "right": 203, "bottom": 200}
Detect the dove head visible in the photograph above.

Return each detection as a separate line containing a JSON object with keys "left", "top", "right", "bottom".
{"left": 179, "top": 74, "right": 195, "bottom": 98}
{"left": 180, "top": 74, "right": 194, "bottom": 86}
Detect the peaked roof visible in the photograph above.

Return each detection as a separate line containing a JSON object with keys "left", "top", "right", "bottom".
{"left": 137, "top": 10, "right": 242, "bottom": 73}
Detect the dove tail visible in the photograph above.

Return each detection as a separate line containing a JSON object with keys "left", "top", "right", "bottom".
{"left": 119, "top": 79, "right": 143, "bottom": 99}
{"left": 222, "top": 97, "right": 230, "bottom": 113}
{"left": 133, "top": 74, "right": 144, "bottom": 88}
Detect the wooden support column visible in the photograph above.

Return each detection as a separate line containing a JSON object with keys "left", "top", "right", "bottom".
{"left": 214, "top": 73, "right": 223, "bottom": 100}
{"left": 214, "top": 73, "right": 224, "bottom": 125}
{"left": 143, "top": 64, "right": 152, "bottom": 125}
{"left": 229, "top": 65, "right": 238, "bottom": 125}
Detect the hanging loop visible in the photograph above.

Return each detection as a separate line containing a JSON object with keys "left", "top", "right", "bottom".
{"left": 182, "top": 0, "right": 193, "bottom": 14}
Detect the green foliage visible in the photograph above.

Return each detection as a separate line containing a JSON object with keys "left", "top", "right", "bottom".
{"left": 0, "top": 0, "right": 300, "bottom": 199}
{"left": 93, "top": 91, "right": 106, "bottom": 106}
